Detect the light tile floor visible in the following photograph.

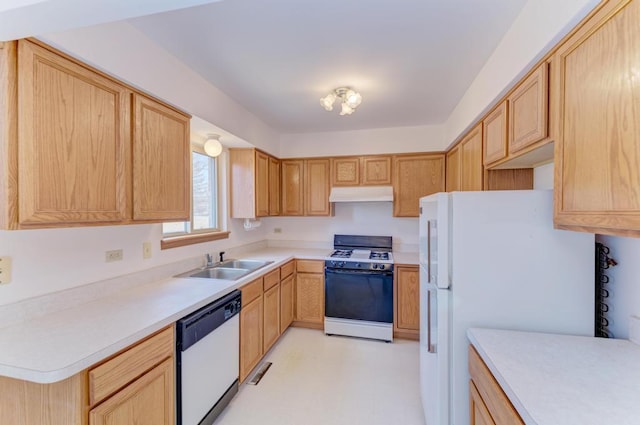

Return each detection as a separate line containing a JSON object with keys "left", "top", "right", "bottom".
{"left": 214, "top": 327, "right": 426, "bottom": 425}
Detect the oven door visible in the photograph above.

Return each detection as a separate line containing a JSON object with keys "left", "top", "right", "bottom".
{"left": 324, "top": 268, "right": 393, "bottom": 323}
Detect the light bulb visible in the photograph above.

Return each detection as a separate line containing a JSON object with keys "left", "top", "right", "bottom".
{"left": 345, "top": 90, "right": 362, "bottom": 108}
{"left": 340, "top": 102, "right": 354, "bottom": 116}
{"left": 320, "top": 92, "right": 336, "bottom": 111}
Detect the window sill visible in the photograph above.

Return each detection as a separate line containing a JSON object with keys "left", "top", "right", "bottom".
{"left": 161, "top": 231, "right": 230, "bottom": 250}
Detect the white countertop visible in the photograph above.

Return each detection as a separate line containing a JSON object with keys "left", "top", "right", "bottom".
{"left": 0, "top": 247, "right": 328, "bottom": 384}
{"left": 467, "top": 328, "right": 640, "bottom": 425}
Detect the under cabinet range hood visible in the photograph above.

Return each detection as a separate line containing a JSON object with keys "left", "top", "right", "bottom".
{"left": 328, "top": 186, "right": 394, "bottom": 203}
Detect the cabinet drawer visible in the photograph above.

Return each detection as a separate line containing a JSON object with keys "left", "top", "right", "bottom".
{"left": 280, "top": 260, "right": 295, "bottom": 279}
{"left": 89, "top": 326, "right": 174, "bottom": 406}
{"left": 468, "top": 345, "right": 524, "bottom": 424}
{"left": 241, "top": 277, "right": 263, "bottom": 304}
{"left": 296, "top": 260, "right": 324, "bottom": 274}
{"left": 263, "top": 268, "right": 280, "bottom": 291}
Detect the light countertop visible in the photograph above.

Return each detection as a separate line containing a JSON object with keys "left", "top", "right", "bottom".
{"left": 0, "top": 247, "right": 328, "bottom": 384}
{"left": 468, "top": 328, "right": 640, "bottom": 425}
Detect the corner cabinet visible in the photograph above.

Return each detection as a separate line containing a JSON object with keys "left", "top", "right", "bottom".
{"left": 393, "top": 153, "right": 445, "bottom": 217}
{"left": 553, "top": 0, "right": 640, "bottom": 237}
{"left": 1, "top": 39, "right": 191, "bottom": 229}
{"left": 229, "top": 148, "right": 281, "bottom": 219}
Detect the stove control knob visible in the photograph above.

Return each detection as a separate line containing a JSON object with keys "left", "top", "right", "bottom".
{"left": 372, "top": 263, "right": 378, "bottom": 269}
{"left": 339, "top": 262, "right": 345, "bottom": 267}
{"left": 379, "top": 264, "right": 385, "bottom": 270}
{"left": 355, "top": 263, "right": 360, "bottom": 268}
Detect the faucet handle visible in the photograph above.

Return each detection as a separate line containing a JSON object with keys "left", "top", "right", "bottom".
{"left": 205, "top": 253, "right": 213, "bottom": 266}
{"left": 219, "top": 251, "right": 226, "bottom": 262}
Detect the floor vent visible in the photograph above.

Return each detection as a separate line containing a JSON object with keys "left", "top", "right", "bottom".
{"left": 247, "top": 362, "right": 272, "bottom": 385}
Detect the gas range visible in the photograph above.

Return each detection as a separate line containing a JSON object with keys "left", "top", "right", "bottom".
{"left": 325, "top": 235, "right": 394, "bottom": 272}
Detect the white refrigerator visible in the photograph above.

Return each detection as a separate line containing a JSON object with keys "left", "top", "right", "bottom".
{"left": 418, "top": 190, "right": 594, "bottom": 425}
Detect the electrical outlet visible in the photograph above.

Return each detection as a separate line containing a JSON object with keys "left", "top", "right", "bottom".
{"left": 273, "top": 228, "right": 282, "bottom": 234}
{"left": 143, "top": 242, "right": 152, "bottom": 259}
{"left": 105, "top": 249, "right": 123, "bottom": 263}
{"left": 0, "top": 256, "right": 12, "bottom": 285}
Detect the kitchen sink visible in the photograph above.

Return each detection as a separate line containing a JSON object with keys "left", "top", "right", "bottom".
{"left": 218, "top": 259, "right": 273, "bottom": 271}
{"left": 178, "top": 267, "right": 250, "bottom": 280}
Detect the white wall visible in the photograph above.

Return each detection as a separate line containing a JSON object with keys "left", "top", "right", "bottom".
{"left": 533, "top": 162, "right": 554, "bottom": 190}
{"left": 444, "top": 0, "right": 600, "bottom": 147}
{"left": 279, "top": 124, "right": 445, "bottom": 158}
{"left": 263, "top": 202, "right": 418, "bottom": 250}
{"left": 40, "top": 21, "right": 281, "bottom": 156}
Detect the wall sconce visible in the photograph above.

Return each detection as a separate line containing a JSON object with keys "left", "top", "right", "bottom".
{"left": 320, "top": 87, "right": 363, "bottom": 116}
{"left": 203, "top": 134, "right": 223, "bottom": 157}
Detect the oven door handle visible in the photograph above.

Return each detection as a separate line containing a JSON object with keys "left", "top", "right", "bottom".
{"left": 325, "top": 268, "right": 393, "bottom": 276}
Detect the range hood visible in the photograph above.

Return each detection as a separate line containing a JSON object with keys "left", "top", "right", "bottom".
{"left": 329, "top": 186, "right": 394, "bottom": 203}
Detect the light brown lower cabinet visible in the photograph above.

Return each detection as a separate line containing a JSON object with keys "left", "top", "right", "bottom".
{"left": 294, "top": 260, "right": 325, "bottom": 327}
{"left": 394, "top": 265, "right": 420, "bottom": 340}
{"left": 239, "top": 277, "right": 264, "bottom": 382}
{"left": 468, "top": 345, "right": 524, "bottom": 425}
{"left": 280, "top": 272, "right": 295, "bottom": 331}
{"left": 263, "top": 269, "right": 281, "bottom": 353}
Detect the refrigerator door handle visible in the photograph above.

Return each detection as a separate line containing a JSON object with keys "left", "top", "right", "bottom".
{"left": 427, "top": 289, "right": 436, "bottom": 354}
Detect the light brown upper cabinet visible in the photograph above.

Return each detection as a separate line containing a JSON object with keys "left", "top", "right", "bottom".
{"left": 553, "top": 0, "right": 640, "bottom": 237}
{"left": 331, "top": 155, "right": 392, "bottom": 186}
{"left": 16, "top": 40, "right": 131, "bottom": 227}
{"left": 268, "top": 156, "right": 281, "bottom": 216}
{"left": 132, "top": 94, "right": 190, "bottom": 221}
{"left": 483, "top": 101, "right": 508, "bottom": 166}
{"left": 304, "top": 158, "right": 332, "bottom": 216}
{"left": 229, "top": 148, "right": 279, "bottom": 219}
{"left": 281, "top": 158, "right": 333, "bottom": 217}
{"left": 446, "top": 146, "right": 461, "bottom": 192}
{"left": 393, "top": 154, "right": 445, "bottom": 217}
{"left": 1, "top": 39, "right": 191, "bottom": 229}
{"left": 281, "top": 159, "right": 305, "bottom": 216}
{"left": 508, "top": 64, "right": 549, "bottom": 154}
{"left": 460, "top": 124, "right": 484, "bottom": 191}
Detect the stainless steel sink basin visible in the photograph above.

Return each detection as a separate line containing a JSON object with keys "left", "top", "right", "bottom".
{"left": 218, "top": 259, "right": 273, "bottom": 271}
{"left": 178, "top": 267, "right": 250, "bottom": 280}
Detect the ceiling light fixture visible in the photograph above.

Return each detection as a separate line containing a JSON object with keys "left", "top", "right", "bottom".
{"left": 203, "top": 134, "right": 223, "bottom": 157}
{"left": 320, "top": 87, "right": 362, "bottom": 116}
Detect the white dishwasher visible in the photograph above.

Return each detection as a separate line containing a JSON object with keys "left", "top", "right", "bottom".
{"left": 176, "top": 290, "right": 241, "bottom": 425}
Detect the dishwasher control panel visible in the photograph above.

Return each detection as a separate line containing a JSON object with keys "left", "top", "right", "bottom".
{"left": 225, "top": 299, "right": 242, "bottom": 320}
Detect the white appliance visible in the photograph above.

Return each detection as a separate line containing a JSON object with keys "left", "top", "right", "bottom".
{"left": 419, "top": 190, "right": 594, "bottom": 425}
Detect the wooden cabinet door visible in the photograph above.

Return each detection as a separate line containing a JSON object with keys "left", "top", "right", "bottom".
{"left": 446, "top": 146, "right": 461, "bottom": 192}
{"left": 268, "top": 156, "right": 281, "bottom": 216}
{"left": 296, "top": 272, "right": 324, "bottom": 324}
{"left": 362, "top": 156, "right": 392, "bottom": 185}
{"left": 17, "top": 40, "right": 130, "bottom": 226}
{"left": 280, "top": 274, "right": 294, "bottom": 332}
{"left": 304, "top": 158, "right": 331, "bottom": 216}
{"left": 393, "top": 154, "right": 445, "bottom": 217}
{"left": 394, "top": 266, "right": 419, "bottom": 338}
{"left": 255, "top": 151, "right": 269, "bottom": 217}
{"left": 240, "top": 295, "right": 263, "bottom": 382}
{"left": 483, "top": 101, "right": 508, "bottom": 166}
{"left": 460, "top": 124, "right": 484, "bottom": 191}
{"left": 263, "top": 283, "right": 280, "bottom": 353}
{"left": 553, "top": 0, "right": 640, "bottom": 236}
{"left": 331, "top": 156, "right": 360, "bottom": 186}
{"left": 508, "top": 63, "right": 548, "bottom": 154}
{"left": 281, "top": 159, "right": 304, "bottom": 216}
{"left": 470, "top": 381, "right": 496, "bottom": 425}
{"left": 132, "top": 94, "right": 190, "bottom": 221}
{"left": 89, "top": 358, "right": 174, "bottom": 425}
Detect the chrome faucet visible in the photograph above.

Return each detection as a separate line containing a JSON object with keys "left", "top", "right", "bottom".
{"left": 205, "top": 253, "right": 214, "bottom": 267}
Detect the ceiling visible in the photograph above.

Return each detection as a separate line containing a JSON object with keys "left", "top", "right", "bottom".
{"left": 130, "top": 0, "right": 527, "bottom": 134}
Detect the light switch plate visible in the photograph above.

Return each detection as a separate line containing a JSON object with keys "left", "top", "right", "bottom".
{"left": 0, "top": 256, "right": 12, "bottom": 285}
{"left": 629, "top": 315, "right": 640, "bottom": 345}
{"left": 105, "top": 249, "right": 123, "bottom": 262}
{"left": 143, "top": 242, "right": 152, "bottom": 259}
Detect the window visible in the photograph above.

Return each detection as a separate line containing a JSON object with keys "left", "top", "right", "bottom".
{"left": 161, "top": 146, "right": 229, "bottom": 249}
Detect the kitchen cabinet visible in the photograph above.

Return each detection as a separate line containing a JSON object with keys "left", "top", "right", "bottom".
{"left": 483, "top": 101, "right": 508, "bottom": 166}
{"left": 269, "top": 156, "right": 281, "bottom": 216}
{"left": 280, "top": 261, "right": 295, "bottom": 332}
{"left": 460, "top": 125, "right": 484, "bottom": 191}
{"left": 281, "top": 159, "right": 305, "bottom": 216}
{"left": 304, "top": 158, "right": 332, "bottom": 216}
{"left": 262, "top": 268, "right": 281, "bottom": 353}
{"left": 331, "top": 155, "right": 392, "bottom": 186}
{"left": 445, "top": 145, "right": 461, "bottom": 192}
{"left": 393, "top": 153, "right": 445, "bottom": 217}
{"left": 230, "top": 148, "right": 279, "bottom": 219}
{"left": 394, "top": 265, "right": 419, "bottom": 340}
{"left": 553, "top": 0, "right": 640, "bottom": 237}
{"left": 239, "top": 277, "right": 264, "bottom": 382}
{"left": 468, "top": 345, "right": 523, "bottom": 424}
{"left": 295, "top": 260, "right": 325, "bottom": 327}
{"left": 0, "top": 326, "right": 175, "bottom": 425}
{"left": 508, "top": 64, "right": 549, "bottom": 154}
{"left": 1, "top": 39, "right": 191, "bottom": 229}
{"left": 132, "top": 93, "right": 190, "bottom": 221}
